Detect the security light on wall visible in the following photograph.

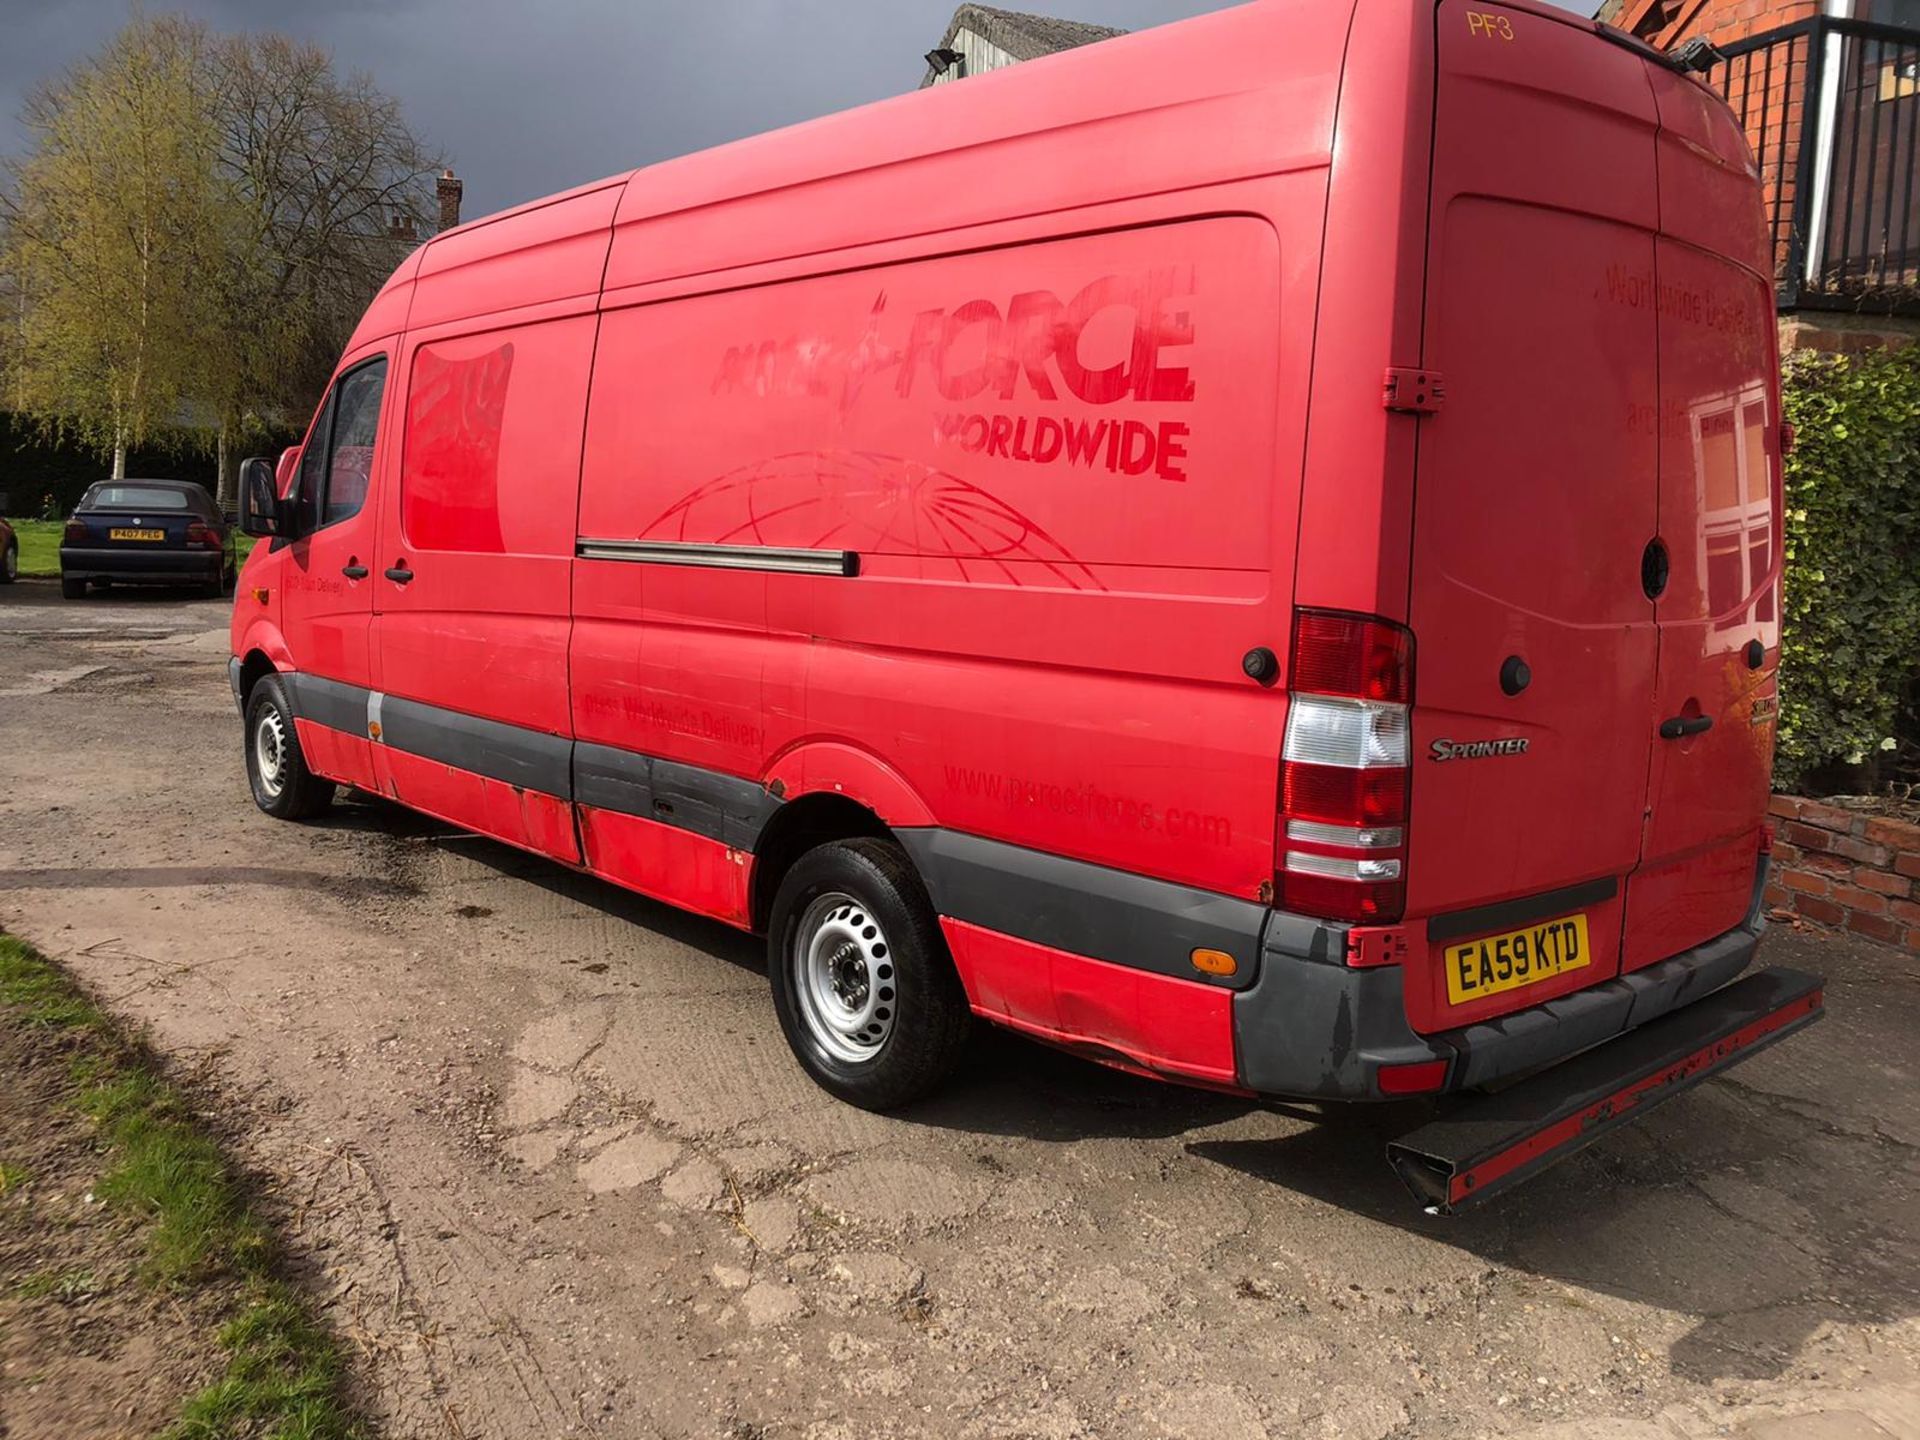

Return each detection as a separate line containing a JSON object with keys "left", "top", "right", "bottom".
{"left": 926, "top": 47, "right": 965, "bottom": 79}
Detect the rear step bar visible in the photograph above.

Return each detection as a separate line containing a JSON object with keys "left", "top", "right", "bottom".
{"left": 1387, "top": 967, "right": 1824, "bottom": 1214}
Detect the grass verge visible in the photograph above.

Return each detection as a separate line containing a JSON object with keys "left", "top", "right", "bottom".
{"left": 4, "top": 517, "right": 255, "bottom": 579}
{"left": 9, "top": 518, "right": 61, "bottom": 576}
{"left": 0, "top": 932, "right": 363, "bottom": 1440}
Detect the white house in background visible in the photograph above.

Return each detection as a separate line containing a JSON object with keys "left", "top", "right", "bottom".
{"left": 920, "top": 4, "right": 1126, "bottom": 86}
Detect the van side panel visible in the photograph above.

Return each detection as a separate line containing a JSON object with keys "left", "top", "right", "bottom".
{"left": 569, "top": 0, "right": 1348, "bottom": 940}
{"left": 368, "top": 188, "right": 612, "bottom": 861}
{"left": 576, "top": 213, "right": 1300, "bottom": 902}
{"left": 941, "top": 919, "right": 1240, "bottom": 1087}
{"left": 577, "top": 807, "right": 753, "bottom": 927}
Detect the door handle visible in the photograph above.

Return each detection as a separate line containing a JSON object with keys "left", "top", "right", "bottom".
{"left": 1659, "top": 714, "right": 1714, "bottom": 740}
{"left": 384, "top": 562, "right": 414, "bottom": 585}
{"left": 341, "top": 561, "right": 369, "bottom": 580}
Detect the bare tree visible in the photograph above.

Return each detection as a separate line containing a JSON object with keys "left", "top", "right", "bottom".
{"left": 205, "top": 31, "right": 442, "bottom": 498}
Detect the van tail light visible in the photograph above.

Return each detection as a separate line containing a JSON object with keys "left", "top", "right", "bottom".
{"left": 1278, "top": 610, "right": 1413, "bottom": 925}
{"left": 63, "top": 519, "right": 86, "bottom": 544}
{"left": 185, "top": 521, "right": 219, "bottom": 549}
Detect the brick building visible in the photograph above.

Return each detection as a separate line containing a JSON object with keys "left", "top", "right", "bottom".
{"left": 1600, "top": 0, "right": 1920, "bottom": 347}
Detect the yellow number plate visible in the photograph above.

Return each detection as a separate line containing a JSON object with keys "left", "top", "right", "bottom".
{"left": 109, "top": 527, "right": 164, "bottom": 541}
{"left": 1445, "top": 913, "right": 1590, "bottom": 1006}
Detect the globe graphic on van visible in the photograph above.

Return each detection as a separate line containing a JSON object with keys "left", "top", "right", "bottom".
{"left": 638, "top": 450, "right": 1102, "bottom": 591}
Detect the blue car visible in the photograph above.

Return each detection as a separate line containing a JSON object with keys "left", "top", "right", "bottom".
{"left": 59, "top": 480, "right": 236, "bottom": 599}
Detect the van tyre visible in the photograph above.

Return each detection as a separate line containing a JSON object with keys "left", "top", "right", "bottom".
{"left": 769, "top": 838, "right": 972, "bottom": 1110}
{"left": 60, "top": 576, "right": 86, "bottom": 599}
{"left": 0, "top": 541, "right": 16, "bottom": 584}
{"left": 245, "top": 673, "right": 333, "bottom": 820}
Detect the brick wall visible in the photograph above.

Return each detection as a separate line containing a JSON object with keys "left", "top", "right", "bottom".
{"left": 1765, "top": 796, "right": 1920, "bottom": 948}
{"left": 1780, "top": 312, "right": 1920, "bottom": 352}
{"left": 1599, "top": 0, "right": 1822, "bottom": 290}
{"left": 1595, "top": 0, "right": 1819, "bottom": 49}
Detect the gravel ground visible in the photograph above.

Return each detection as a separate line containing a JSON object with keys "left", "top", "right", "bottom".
{"left": 2, "top": 576, "right": 1917, "bottom": 1440}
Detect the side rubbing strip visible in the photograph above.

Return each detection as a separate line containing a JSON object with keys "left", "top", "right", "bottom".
{"left": 574, "top": 742, "right": 780, "bottom": 849}
{"left": 897, "top": 829, "right": 1267, "bottom": 988}
{"left": 378, "top": 696, "right": 573, "bottom": 799}
{"left": 576, "top": 538, "right": 859, "bottom": 577}
{"left": 283, "top": 674, "right": 372, "bottom": 737}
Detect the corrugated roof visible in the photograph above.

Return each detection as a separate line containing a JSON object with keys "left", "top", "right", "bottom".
{"left": 931, "top": 5, "right": 1128, "bottom": 65}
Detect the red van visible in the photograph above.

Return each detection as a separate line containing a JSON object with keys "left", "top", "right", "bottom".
{"left": 231, "top": 0, "right": 1822, "bottom": 1209}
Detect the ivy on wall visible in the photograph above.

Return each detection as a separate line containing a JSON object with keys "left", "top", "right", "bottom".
{"left": 1776, "top": 344, "right": 1920, "bottom": 791}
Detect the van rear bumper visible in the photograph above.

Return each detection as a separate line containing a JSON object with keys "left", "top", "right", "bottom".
{"left": 1384, "top": 965, "right": 1823, "bottom": 1212}
{"left": 1233, "top": 860, "right": 1769, "bottom": 1101}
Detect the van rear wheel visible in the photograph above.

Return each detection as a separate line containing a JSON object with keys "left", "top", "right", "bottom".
{"left": 768, "top": 838, "right": 971, "bottom": 1110}
{"left": 244, "top": 673, "right": 334, "bottom": 821}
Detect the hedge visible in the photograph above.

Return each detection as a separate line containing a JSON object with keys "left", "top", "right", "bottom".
{"left": 0, "top": 410, "right": 215, "bottom": 518}
{"left": 1777, "top": 344, "right": 1920, "bottom": 791}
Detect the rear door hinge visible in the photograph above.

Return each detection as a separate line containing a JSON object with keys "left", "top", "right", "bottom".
{"left": 1383, "top": 367, "right": 1445, "bottom": 414}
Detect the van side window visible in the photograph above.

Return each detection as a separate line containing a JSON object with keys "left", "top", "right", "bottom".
{"left": 293, "top": 357, "right": 388, "bottom": 532}
{"left": 324, "top": 361, "right": 387, "bottom": 526}
{"left": 294, "top": 393, "right": 334, "bottom": 535}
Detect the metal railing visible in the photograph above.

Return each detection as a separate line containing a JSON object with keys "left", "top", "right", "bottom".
{"left": 1714, "top": 16, "right": 1920, "bottom": 315}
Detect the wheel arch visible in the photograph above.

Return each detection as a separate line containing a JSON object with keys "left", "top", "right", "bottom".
{"left": 750, "top": 791, "right": 897, "bottom": 934}
{"left": 231, "top": 619, "right": 293, "bottom": 707}
{"left": 752, "top": 742, "right": 940, "bottom": 933}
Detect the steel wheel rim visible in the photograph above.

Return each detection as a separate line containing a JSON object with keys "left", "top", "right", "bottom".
{"left": 254, "top": 710, "right": 288, "bottom": 799}
{"left": 793, "top": 891, "right": 897, "bottom": 1065}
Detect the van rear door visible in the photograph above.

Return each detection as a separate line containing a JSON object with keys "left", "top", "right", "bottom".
{"left": 1623, "top": 67, "right": 1781, "bottom": 971}
{"left": 1400, "top": 4, "right": 1665, "bottom": 1032}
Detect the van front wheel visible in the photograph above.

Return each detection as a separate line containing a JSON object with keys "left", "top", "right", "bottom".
{"left": 768, "top": 838, "right": 971, "bottom": 1110}
{"left": 244, "top": 674, "right": 334, "bottom": 821}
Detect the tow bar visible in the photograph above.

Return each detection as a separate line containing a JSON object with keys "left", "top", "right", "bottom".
{"left": 1387, "top": 967, "right": 1825, "bottom": 1214}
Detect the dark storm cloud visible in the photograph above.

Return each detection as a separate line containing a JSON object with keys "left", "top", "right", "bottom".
{"left": 1, "top": 0, "right": 1595, "bottom": 220}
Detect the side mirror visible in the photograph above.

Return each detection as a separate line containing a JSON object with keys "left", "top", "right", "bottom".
{"left": 239, "top": 457, "right": 285, "bottom": 539}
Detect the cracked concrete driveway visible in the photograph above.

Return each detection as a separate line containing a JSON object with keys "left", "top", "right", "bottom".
{"left": 2, "top": 577, "right": 1918, "bottom": 1440}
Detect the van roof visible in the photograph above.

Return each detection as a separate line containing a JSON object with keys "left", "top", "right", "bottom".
{"left": 411, "top": 0, "right": 1354, "bottom": 272}
{"left": 352, "top": 0, "right": 1699, "bottom": 348}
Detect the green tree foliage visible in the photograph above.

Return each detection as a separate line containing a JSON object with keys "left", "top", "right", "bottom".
{"left": 3, "top": 17, "right": 223, "bottom": 479}
{"left": 1, "top": 15, "right": 440, "bottom": 496}
{"left": 1777, "top": 344, "right": 1920, "bottom": 790}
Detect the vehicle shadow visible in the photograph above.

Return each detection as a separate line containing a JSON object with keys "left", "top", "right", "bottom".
{"left": 0, "top": 576, "right": 227, "bottom": 609}
{"left": 313, "top": 791, "right": 770, "bottom": 979}
{"left": 312, "top": 791, "right": 1261, "bottom": 1141}
{"left": 301, "top": 794, "right": 1920, "bottom": 1377}
{"left": 1192, "top": 935, "right": 1920, "bottom": 1385}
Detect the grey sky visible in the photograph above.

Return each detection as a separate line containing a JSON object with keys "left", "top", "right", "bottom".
{"left": 2, "top": 0, "right": 1595, "bottom": 220}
